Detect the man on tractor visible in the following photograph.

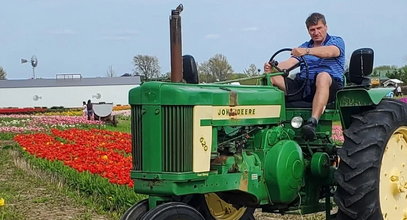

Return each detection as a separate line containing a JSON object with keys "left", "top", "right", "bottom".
{"left": 264, "top": 12, "right": 345, "bottom": 140}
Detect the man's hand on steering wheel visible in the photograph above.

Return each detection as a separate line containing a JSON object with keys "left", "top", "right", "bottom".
{"left": 263, "top": 62, "right": 279, "bottom": 73}
{"left": 265, "top": 48, "right": 310, "bottom": 97}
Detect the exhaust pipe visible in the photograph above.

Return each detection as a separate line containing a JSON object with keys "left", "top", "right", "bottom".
{"left": 170, "top": 4, "right": 183, "bottom": 82}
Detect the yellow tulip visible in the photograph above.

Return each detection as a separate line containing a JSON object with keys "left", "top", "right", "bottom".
{"left": 0, "top": 198, "right": 5, "bottom": 206}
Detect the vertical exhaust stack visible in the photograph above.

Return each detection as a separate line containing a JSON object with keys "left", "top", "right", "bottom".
{"left": 170, "top": 4, "right": 183, "bottom": 82}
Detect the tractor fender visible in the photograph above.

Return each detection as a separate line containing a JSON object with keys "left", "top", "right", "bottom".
{"left": 336, "top": 87, "right": 394, "bottom": 129}
{"left": 336, "top": 87, "right": 394, "bottom": 107}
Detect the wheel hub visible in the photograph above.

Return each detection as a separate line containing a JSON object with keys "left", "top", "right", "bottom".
{"left": 380, "top": 127, "right": 407, "bottom": 219}
{"left": 205, "top": 193, "right": 247, "bottom": 220}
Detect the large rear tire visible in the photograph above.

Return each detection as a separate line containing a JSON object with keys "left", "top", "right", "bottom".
{"left": 190, "top": 193, "right": 255, "bottom": 220}
{"left": 140, "top": 202, "right": 204, "bottom": 220}
{"left": 334, "top": 99, "right": 407, "bottom": 219}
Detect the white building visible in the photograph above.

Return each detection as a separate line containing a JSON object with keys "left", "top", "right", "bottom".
{"left": 0, "top": 75, "right": 141, "bottom": 108}
{"left": 383, "top": 79, "right": 403, "bottom": 87}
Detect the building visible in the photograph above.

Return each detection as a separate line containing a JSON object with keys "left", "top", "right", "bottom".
{"left": 0, "top": 74, "right": 141, "bottom": 108}
{"left": 383, "top": 79, "right": 404, "bottom": 87}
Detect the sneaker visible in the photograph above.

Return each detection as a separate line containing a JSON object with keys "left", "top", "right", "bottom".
{"left": 302, "top": 117, "right": 318, "bottom": 140}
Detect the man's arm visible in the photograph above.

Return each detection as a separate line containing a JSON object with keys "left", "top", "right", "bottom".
{"left": 278, "top": 57, "right": 300, "bottom": 69}
{"left": 264, "top": 57, "right": 299, "bottom": 73}
{"left": 292, "top": 45, "right": 340, "bottom": 58}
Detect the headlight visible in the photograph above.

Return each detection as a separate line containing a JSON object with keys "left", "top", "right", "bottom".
{"left": 291, "top": 116, "right": 303, "bottom": 129}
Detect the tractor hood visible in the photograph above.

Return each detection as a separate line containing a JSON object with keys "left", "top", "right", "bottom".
{"left": 129, "top": 81, "right": 285, "bottom": 106}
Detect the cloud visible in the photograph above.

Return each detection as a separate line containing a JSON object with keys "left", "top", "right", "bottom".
{"left": 47, "top": 28, "right": 77, "bottom": 35}
{"left": 241, "top": 27, "right": 259, "bottom": 32}
{"left": 205, "top": 34, "right": 220, "bottom": 39}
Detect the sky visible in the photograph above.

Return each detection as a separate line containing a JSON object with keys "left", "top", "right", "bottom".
{"left": 1, "top": 0, "right": 406, "bottom": 80}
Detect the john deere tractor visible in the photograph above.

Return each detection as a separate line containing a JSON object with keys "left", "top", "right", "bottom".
{"left": 122, "top": 5, "right": 407, "bottom": 220}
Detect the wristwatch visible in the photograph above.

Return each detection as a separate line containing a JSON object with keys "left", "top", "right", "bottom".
{"left": 306, "top": 48, "right": 310, "bottom": 55}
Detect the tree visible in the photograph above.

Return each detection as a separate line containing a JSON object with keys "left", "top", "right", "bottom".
{"left": 371, "top": 65, "right": 407, "bottom": 84}
{"left": 372, "top": 65, "right": 398, "bottom": 78}
{"left": 198, "top": 61, "right": 215, "bottom": 83}
{"left": 106, "top": 65, "right": 116, "bottom": 77}
{"left": 0, "top": 67, "right": 6, "bottom": 80}
{"left": 133, "top": 55, "right": 161, "bottom": 80}
{"left": 198, "top": 54, "right": 233, "bottom": 83}
{"left": 244, "top": 64, "right": 260, "bottom": 76}
{"left": 399, "top": 65, "right": 407, "bottom": 77}
{"left": 163, "top": 72, "right": 171, "bottom": 80}
{"left": 386, "top": 69, "right": 403, "bottom": 80}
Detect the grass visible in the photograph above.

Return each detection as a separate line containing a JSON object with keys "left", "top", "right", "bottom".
{"left": 0, "top": 133, "right": 14, "bottom": 140}
{"left": 0, "top": 147, "right": 25, "bottom": 220}
{"left": 105, "top": 118, "right": 131, "bottom": 133}
{"left": 0, "top": 144, "right": 120, "bottom": 220}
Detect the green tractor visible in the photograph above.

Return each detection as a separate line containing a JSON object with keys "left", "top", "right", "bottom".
{"left": 122, "top": 5, "right": 407, "bottom": 220}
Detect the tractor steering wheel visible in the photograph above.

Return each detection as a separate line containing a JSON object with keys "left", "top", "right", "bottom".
{"left": 268, "top": 48, "right": 310, "bottom": 97}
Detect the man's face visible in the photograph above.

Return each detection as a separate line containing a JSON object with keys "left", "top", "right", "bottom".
{"left": 307, "top": 20, "right": 327, "bottom": 44}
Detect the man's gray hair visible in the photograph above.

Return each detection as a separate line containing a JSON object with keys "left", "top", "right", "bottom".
{"left": 305, "top": 12, "right": 326, "bottom": 28}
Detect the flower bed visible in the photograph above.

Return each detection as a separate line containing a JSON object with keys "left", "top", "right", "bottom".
{"left": 0, "top": 107, "right": 47, "bottom": 114}
{"left": 332, "top": 125, "right": 344, "bottom": 143}
{"left": 14, "top": 128, "right": 133, "bottom": 187}
{"left": 399, "top": 97, "right": 407, "bottom": 103}
{"left": 0, "top": 115, "right": 103, "bottom": 134}
{"left": 113, "top": 105, "right": 131, "bottom": 111}
{"left": 36, "top": 109, "right": 83, "bottom": 116}
{"left": 112, "top": 110, "right": 130, "bottom": 117}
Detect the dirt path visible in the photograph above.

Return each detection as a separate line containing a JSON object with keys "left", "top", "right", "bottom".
{"left": 0, "top": 142, "right": 111, "bottom": 220}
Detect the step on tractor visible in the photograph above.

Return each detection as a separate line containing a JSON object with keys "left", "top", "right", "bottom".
{"left": 122, "top": 5, "right": 407, "bottom": 220}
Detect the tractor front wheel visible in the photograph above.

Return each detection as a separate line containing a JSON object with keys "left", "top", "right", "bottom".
{"left": 334, "top": 99, "right": 407, "bottom": 219}
{"left": 120, "top": 199, "right": 148, "bottom": 220}
{"left": 140, "top": 202, "right": 205, "bottom": 220}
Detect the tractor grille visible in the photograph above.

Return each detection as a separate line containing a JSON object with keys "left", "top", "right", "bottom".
{"left": 131, "top": 105, "right": 143, "bottom": 171}
{"left": 131, "top": 105, "right": 194, "bottom": 172}
{"left": 162, "top": 106, "right": 193, "bottom": 172}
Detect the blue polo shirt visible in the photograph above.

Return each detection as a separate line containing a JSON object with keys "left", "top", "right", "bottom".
{"left": 295, "top": 34, "right": 345, "bottom": 87}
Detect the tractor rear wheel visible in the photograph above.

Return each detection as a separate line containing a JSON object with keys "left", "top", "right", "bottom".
{"left": 334, "top": 99, "right": 407, "bottom": 219}
{"left": 140, "top": 202, "right": 204, "bottom": 220}
{"left": 190, "top": 193, "right": 255, "bottom": 220}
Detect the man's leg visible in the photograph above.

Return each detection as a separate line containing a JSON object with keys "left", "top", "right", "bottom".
{"left": 270, "top": 75, "right": 286, "bottom": 91}
{"left": 312, "top": 72, "right": 332, "bottom": 120}
{"left": 303, "top": 72, "right": 332, "bottom": 140}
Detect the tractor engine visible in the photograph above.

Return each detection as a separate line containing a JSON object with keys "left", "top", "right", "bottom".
{"left": 217, "top": 125, "right": 253, "bottom": 155}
